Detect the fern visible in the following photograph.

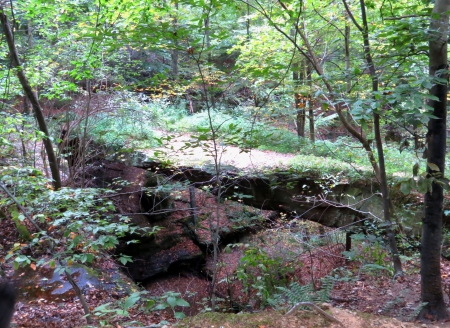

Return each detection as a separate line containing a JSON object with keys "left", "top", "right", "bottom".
{"left": 276, "top": 276, "right": 335, "bottom": 305}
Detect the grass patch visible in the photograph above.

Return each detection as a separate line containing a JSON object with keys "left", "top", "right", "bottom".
{"left": 89, "top": 112, "right": 158, "bottom": 151}
{"left": 288, "top": 153, "right": 373, "bottom": 181}
{"left": 293, "top": 137, "right": 424, "bottom": 181}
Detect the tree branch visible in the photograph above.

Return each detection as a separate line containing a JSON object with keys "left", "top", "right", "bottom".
{"left": 286, "top": 302, "right": 344, "bottom": 326}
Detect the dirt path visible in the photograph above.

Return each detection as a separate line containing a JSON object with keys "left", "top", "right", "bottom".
{"left": 145, "top": 132, "right": 296, "bottom": 170}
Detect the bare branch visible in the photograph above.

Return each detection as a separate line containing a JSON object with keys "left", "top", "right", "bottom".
{"left": 286, "top": 302, "right": 344, "bottom": 326}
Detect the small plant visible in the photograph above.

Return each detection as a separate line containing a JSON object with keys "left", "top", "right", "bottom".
{"left": 152, "top": 291, "right": 191, "bottom": 320}
{"left": 93, "top": 291, "right": 154, "bottom": 319}
{"left": 342, "top": 233, "right": 394, "bottom": 277}
{"left": 330, "top": 267, "right": 357, "bottom": 282}
{"left": 232, "top": 244, "right": 294, "bottom": 306}
{"left": 276, "top": 275, "right": 335, "bottom": 305}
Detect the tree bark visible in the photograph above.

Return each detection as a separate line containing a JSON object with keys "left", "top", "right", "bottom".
{"left": 171, "top": 0, "right": 179, "bottom": 77}
{"left": 305, "top": 63, "right": 314, "bottom": 143}
{"left": 293, "top": 62, "right": 306, "bottom": 138}
{"left": 419, "top": 0, "right": 450, "bottom": 321}
{"left": 0, "top": 7, "right": 61, "bottom": 190}
{"left": 291, "top": 28, "right": 305, "bottom": 138}
{"left": 246, "top": 3, "right": 251, "bottom": 42}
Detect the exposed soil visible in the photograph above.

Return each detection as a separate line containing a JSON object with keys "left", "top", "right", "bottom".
{"left": 145, "top": 131, "right": 297, "bottom": 170}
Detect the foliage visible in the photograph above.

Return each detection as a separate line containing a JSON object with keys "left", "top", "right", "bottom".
{"left": 230, "top": 244, "right": 295, "bottom": 306}
{"left": 0, "top": 166, "right": 159, "bottom": 271}
{"left": 226, "top": 207, "right": 262, "bottom": 231}
{"left": 0, "top": 112, "right": 38, "bottom": 165}
{"left": 302, "top": 137, "right": 423, "bottom": 180}
{"left": 93, "top": 289, "right": 190, "bottom": 324}
{"left": 275, "top": 276, "right": 335, "bottom": 305}
{"left": 342, "top": 233, "right": 394, "bottom": 277}
{"left": 0, "top": 0, "right": 447, "bottom": 322}
{"left": 93, "top": 290, "right": 154, "bottom": 319}
{"left": 151, "top": 291, "right": 191, "bottom": 320}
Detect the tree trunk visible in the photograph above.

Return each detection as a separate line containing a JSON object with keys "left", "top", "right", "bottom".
{"left": 307, "top": 64, "right": 314, "bottom": 143}
{"left": 419, "top": 0, "right": 450, "bottom": 321}
{"left": 0, "top": 7, "right": 61, "bottom": 190}
{"left": 246, "top": 3, "right": 251, "bottom": 42}
{"left": 294, "top": 60, "right": 306, "bottom": 138}
{"left": 171, "top": 0, "right": 179, "bottom": 77}
{"left": 205, "top": 16, "right": 211, "bottom": 63}
{"left": 275, "top": 0, "right": 382, "bottom": 180}
{"left": 344, "top": 13, "right": 351, "bottom": 94}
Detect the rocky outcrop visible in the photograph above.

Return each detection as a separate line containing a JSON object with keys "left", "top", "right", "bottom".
{"left": 138, "top": 163, "right": 382, "bottom": 228}
{"left": 87, "top": 155, "right": 420, "bottom": 282}
{"left": 86, "top": 161, "right": 150, "bottom": 227}
{"left": 124, "top": 237, "right": 203, "bottom": 281}
{"left": 88, "top": 160, "right": 264, "bottom": 282}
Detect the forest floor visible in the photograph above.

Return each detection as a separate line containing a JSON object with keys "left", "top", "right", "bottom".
{"left": 3, "top": 202, "right": 450, "bottom": 328}
{"left": 3, "top": 132, "right": 450, "bottom": 327}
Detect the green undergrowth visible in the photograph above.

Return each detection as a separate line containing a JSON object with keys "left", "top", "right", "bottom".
{"left": 89, "top": 111, "right": 159, "bottom": 151}
{"left": 101, "top": 97, "right": 426, "bottom": 183}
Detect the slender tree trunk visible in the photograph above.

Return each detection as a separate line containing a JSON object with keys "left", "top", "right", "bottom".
{"left": 419, "top": 0, "right": 450, "bottom": 321}
{"left": 189, "top": 185, "right": 198, "bottom": 226}
{"left": 81, "top": 80, "right": 92, "bottom": 188}
{"left": 0, "top": 7, "right": 61, "bottom": 190}
{"left": 246, "top": 3, "right": 251, "bottom": 41}
{"left": 293, "top": 51, "right": 305, "bottom": 138}
{"left": 307, "top": 64, "right": 314, "bottom": 143}
{"left": 345, "top": 13, "right": 351, "bottom": 94}
{"left": 205, "top": 16, "right": 211, "bottom": 63}
{"left": 171, "top": 46, "right": 179, "bottom": 78}
{"left": 171, "top": 0, "right": 179, "bottom": 77}
{"left": 343, "top": 0, "right": 402, "bottom": 275}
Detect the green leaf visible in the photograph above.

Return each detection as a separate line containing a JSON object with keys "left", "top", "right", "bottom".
{"left": 93, "top": 302, "right": 112, "bottom": 316}
{"left": 145, "top": 299, "right": 156, "bottom": 310}
{"left": 119, "top": 255, "right": 132, "bottom": 265}
{"left": 427, "top": 162, "right": 440, "bottom": 172}
{"left": 167, "top": 296, "right": 177, "bottom": 308}
{"left": 124, "top": 292, "right": 140, "bottom": 309}
{"left": 417, "top": 177, "right": 431, "bottom": 193}
{"left": 153, "top": 303, "right": 168, "bottom": 310}
{"left": 174, "top": 312, "right": 186, "bottom": 319}
{"left": 400, "top": 180, "right": 412, "bottom": 195}
{"left": 175, "top": 298, "right": 190, "bottom": 307}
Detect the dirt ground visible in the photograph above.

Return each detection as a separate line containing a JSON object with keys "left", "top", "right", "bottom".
{"left": 145, "top": 131, "right": 297, "bottom": 170}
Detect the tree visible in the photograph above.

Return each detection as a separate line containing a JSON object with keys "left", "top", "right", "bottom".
{"left": 419, "top": 0, "right": 450, "bottom": 321}
{"left": 0, "top": 5, "right": 61, "bottom": 190}
{"left": 241, "top": 0, "right": 407, "bottom": 274}
{"left": 0, "top": 283, "right": 15, "bottom": 328}
{"left": 343, "top": 0, "right": 403, "bottom": 275}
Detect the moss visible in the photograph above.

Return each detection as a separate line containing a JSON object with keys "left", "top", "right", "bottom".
{"left": 176, "top": 310, "right": 331, "bottom": 328}
{"left": 11, "top": 216, "right": 31, "bottom": 241}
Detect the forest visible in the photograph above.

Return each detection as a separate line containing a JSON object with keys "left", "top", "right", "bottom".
{"left": 0, "top": 0, "right": 450, "bottom": 327}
